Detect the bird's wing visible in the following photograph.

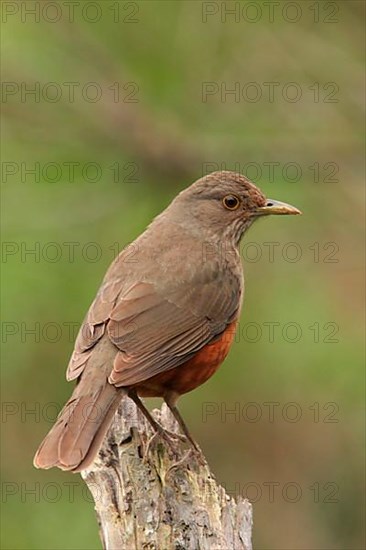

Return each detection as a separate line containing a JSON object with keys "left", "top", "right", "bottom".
{"left": 67, "top": 275, "right": 241, "bottom": 387}
{"left": 108, "top": 279, "right": 240, "bottom": 386}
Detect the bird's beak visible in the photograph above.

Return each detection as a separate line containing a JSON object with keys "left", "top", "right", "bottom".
{"left": 255, "top": 199, "right": 302, "bottom": 216}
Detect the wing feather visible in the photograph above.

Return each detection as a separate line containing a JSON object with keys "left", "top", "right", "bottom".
{"left": 108, "top": 280, "right": 240, "bottom": 386}
{"left": 67, "top": 272, "right": 242, "bottom": 386}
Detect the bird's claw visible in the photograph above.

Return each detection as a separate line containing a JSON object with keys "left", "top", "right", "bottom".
{"left": 163, "top": 445, "right": 207, "bottom": 479}
{"left": 142, "top": 427, "right": 185, "bottom": 461}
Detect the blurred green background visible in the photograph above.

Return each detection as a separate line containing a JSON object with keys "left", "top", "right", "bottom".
{"left": 1, "top": 1, "right": 365, "bottom": 549}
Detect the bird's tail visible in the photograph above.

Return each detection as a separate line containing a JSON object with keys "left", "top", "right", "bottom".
{"left": 33, "top": 376, "right": 121, "bottom": 472}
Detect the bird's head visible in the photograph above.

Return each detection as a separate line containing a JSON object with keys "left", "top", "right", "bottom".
{"left": 170, "top": 171, "right": 301, "bottom": 245}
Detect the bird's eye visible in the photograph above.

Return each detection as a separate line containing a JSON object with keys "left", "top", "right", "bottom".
{"left": 222, "top": 195, "right": 240, "bottom": 210}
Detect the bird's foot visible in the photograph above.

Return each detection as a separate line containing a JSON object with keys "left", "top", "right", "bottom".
{"left": 163, "top": 449, "right": 194, "bottom": 479}
{"left": 186, "top": 441, "right": 207, "bottom": 467}
{"left": 163, "top": 445, "right": 206, "bottom": 478}
{"left": 175, "top": 431, "right": 206, "bottom": 466}
{"left": 142, "top": 426, "right": 185, "bottom": 461}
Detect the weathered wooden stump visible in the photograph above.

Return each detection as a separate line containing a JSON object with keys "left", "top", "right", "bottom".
{"left": 82, "top": 398, "right": 252, "bottom": 550}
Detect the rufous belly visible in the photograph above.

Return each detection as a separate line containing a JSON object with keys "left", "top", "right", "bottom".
{"left": 136, "top": 321, "right": 237, "bottom": 397}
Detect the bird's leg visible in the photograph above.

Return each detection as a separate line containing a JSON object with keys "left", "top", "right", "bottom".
{"left": 164, "top": 391, "right": 201, "bottom": 454}
{"left": 128, "top": 388, "right": 163, "bottom": 433}
{"left": 127, "top": 389, "right": 184, "bottom": 459}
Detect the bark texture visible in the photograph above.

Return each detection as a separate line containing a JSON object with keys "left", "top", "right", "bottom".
{"left": 81, "top": 399, "right": 253, "bottom": 550}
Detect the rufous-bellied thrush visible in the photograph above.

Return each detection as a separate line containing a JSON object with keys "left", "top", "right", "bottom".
{"left": 34, "top": 171, "right": 301, "bottom": 471}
